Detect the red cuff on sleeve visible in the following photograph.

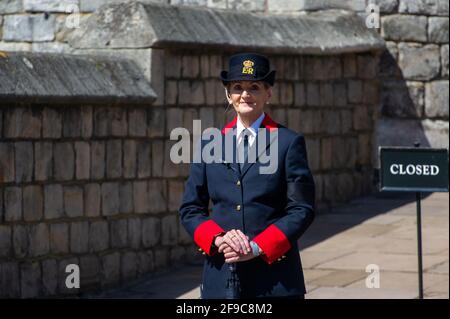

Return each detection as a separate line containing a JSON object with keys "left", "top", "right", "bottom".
{"left": 253, "top": 224, "right": 291, "bottom": 264}
{"left": 193, "top": 220, "right": 225, "bottom": 256}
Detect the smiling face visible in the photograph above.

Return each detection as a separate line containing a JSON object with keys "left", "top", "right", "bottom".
{"left": 226, "top": 81, "right": 272, "bottom": 121}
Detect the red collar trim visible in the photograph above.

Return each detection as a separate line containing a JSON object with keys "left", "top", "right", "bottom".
{"left": 221, "top": 113, "right": 279, "bottom": 134}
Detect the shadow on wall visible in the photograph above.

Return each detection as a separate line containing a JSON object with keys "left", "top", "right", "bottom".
{"left": 375, "top": 45, "right": 448, "bottom": 162}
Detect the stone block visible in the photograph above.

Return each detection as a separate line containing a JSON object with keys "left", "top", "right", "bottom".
{"left": 75, "top": 141, "right": 90, "bottom": 180}
{"left": 306, "top": 83, "right": 320, "bottom": 106}
{"left": 381, "top": 15, "right": 427, "bottom": 42}
{"left": 305, "top": 138, "right": 320, "bottom": 172}
{"left": 13, "top": 225, "right": 28, "bottom": 258}
{"left": 102, "top": 182, "right": 120, "bottom": 216}
{"left": 399, "top": 0, "right": 448, "bottom": 16}
{"left": 229, "top": 0, "right": 264, "bottom": 10}
{"left": 110, "top": 219, "right": 127, "bottom": 249}
{"left": 43, "top": 108, "right": 62, "bottom": 138}
{"left": 334, "top": 82, "right": 347, "bottom": 107}
{"left": 379, "top": 42, "right": 402, "bottom": 78}
{"left": 0, "top": 225, "right": 12, "bottom": 258}
{"left": 280, "top": 82, "right": 294, "bottom": 106}
{"left": 149, "top": 180, "right": 167, "bottom": 213}
{"left": 381, "top": 80, "right": 424, "bottom": 118}
{"left": 340, "top": 110, "right": 353, "bottom": 134}
{"left": 343, "top": 54, "right": 357, "bottom": 78}
{"left": 150, "top": 49, "right": 165, "bottom": 106}
{"left": 322, "top": 111, "right": 341, "bottom": 135}
{"left": 358, "top": 133, "right": 372, "bottom": 166}
{"left": 0, "top": 262, "right": 20, "bottom": 298}
{"left": 15, "top": 142, "right": 33, "bottom": 183}
{"left": 367, "top": 0, "right": 398, "bottom": 13}
{"left": 0, "top": 0, "right": 23, "bottom": 14}
{"left": 70, "top": 221, "right": 89, "bottom": 254}
{"left": 20, "top": 261, "right": 41, "bottom": 298}
{"left": 298, "top": 110, "right": 321, "bottom": 135}
{"left": 0, "top": 143, "right": 15, "bottom": 183}
{"left": 178, "top": 222, "right": 192, "bottom": 245}
{"left": 50, "top": 223, "right": 69, "bottom": 254}
{"left": 24, "top": 0, "right": 78, "bottom": 12}
{"left": 182, "top": 55, "right": 200, "bottom": 78}
{"left": 399, "top": 43, "right": 440, "bottom": 80}
{"left": 121, "top": 251, "right": 138, "bottom": 281}
{"left": 3, "top": 14, "right": 56, "bottom": 42}
{"left": 428, "top": 17, "right": 449, "bottom": 44}
{"left": 128, "top": 218, "right": 142, "bottom": 250}
{"left": 294, "top": 82, "right": 306, "bottom": 106}
{"left": 79, "top": 255, "right": 100, "bottom": 288}
{"left": 287, "top": 109, "right": 301, "bottom": 133}
{"left": 148, "top": 108, "right": 166, "bottom": 138}
{"left": 123, "top": 140, "right": 137, "bottom": 178}
{"left": 137, "top": 141, "right": 151, "bottom": 178}
{"left": 425, "top": 81, "right": 449, "bottom": 118}
{"left": 63, "top": 107, "right": 81, "bottom": 137}
{"left": 44, "top": 184, "right": 63, "bottom": 220}
{"left": 101, "top": 252, "right": 120, "bottom": 287}
{"left": 142, "top": 217, "right": 161, "bottom": 248}
{"left": 35, "top": 142, "right": 53, "bottom": 181}
{"left": 137, "top": 250, "right": 154, "bottom": 275}
{"left": 29, "top": 223, "right": 49, "bottom": 257}
{"left": 129, "top": 108, "right": 147, "bottom": 137}
{"left": 119, "top": 182, "right": 133, "bottom": 214}
{"left": 3, "top": 107, "right": 41, "bottom": 139}
{"left": 319, "top": 83, "right": 334, "bottom": 107}
{"left": 64, "top": 186, "right": 83, "bottom": 218}
{"left": 106, "top": 140, "right": 122, "bottom": 179}
{"left": 84, "top": 183, "right": 100, "bottom": 217}
{"left": 348, "top": 80, "right": 363, "bottom": 104}
{"left": 134, "top": 181, "right": 149, "bottom": 214}
{"left": 165, "top": 52, "right": 181, "bottom": 78}
{"left": 321, "top": 137, "right": 333, "bottom": 171}
{"left": 23, "top": 185, "right": 43, "bottom": 222}
{"left": 205, "top": 79, "right": 217, "bottom": 106}
{"left": 353, "top": 106, "right": 372, "bottom": 131}
{"left": 442, "top": 45, "right": 449, "bottom": 78}
{"left": 170, "top": 246, "right": 186, "bottom": 262}
{"left": 90, "top": 141, "right": 105, "bottom": 180}
{"left": 41, "top": 259, "right": 57, "bottom": 296}
{"left": 168, "top": 181, "right": 184, "bottom": 214}
{"left": 89, "top": 221, "right": 109, "bottom": 252}
{"left": 4, "top": 187, "right": 22, "bottom": 222}
{"left": 81, "top": 106, "right": 93, "bottom": 138}
{"left": 54, "top": 142, "right": 74, "bottom": 181}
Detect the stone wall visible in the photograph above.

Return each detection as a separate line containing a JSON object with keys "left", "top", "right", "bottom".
{"left": 375, "top": 0, "right": 449, "bottom": 150}
{"left": 1, "top": 2, "right": 384, "bottom": 298}
{"left": 0, "top": 103, "right": 200, "bottom": 297}
{"left": 0, "top": 48, "right": 379, "bottom": 297}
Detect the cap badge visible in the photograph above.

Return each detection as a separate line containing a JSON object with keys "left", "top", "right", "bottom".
{"left": 242, "top": 60, "right": 255, "bottom": 75}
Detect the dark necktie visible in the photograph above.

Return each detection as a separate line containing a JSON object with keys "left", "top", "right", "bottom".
{"left": 240, "top": 129, "right": 250, "bottom": 171}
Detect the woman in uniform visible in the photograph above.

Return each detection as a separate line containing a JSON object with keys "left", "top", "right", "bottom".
{"left": 179, "top": 53, "right": 315, "bottom": 299}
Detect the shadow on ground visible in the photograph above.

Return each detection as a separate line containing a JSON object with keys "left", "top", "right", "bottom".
{"left": 82, "top": 190, "right": 437, "bottom": 299}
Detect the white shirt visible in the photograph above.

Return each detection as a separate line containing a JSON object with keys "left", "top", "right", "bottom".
{"left": 236, "top": 112, "right": 265, "bottom": 148}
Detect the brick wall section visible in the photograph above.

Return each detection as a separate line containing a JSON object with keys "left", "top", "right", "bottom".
{"left": 1, "top": 47, "right": 379, "bottom": 297}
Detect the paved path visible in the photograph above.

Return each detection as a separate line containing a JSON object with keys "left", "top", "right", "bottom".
{"left": 85, "top": 192, "right": 449, "bottom": 299}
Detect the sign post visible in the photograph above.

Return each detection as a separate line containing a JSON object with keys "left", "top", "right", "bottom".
{"left": 379, "top": 145, "right": 448, "bottom": 299}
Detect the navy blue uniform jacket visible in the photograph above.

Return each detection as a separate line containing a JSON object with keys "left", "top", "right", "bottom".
{"left": 179, "top": 113, "right": 315, "bottom": 298}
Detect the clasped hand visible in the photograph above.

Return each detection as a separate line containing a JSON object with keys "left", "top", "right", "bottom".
{"left": 214, "top": 229, "right": 256, "bottom": 263}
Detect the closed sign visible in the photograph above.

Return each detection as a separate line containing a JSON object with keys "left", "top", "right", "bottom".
{"left": 379, "top": 147, "right": 449, "bottom": 192}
